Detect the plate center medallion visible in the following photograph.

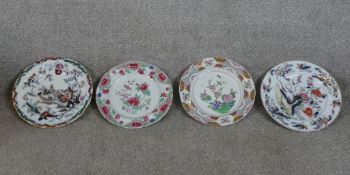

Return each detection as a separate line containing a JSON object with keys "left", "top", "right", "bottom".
{"left": 110, "top": 75, "right": 161, "bottom": 119}
{"left": 275, "top": 73, "right": 329, "bottom": 120}
{"left": 191, "top": 69, "right": 242, "bottom": 117}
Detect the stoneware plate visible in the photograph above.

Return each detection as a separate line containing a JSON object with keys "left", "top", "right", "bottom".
{"left": 96, "top": 61, "right": 173, "bottom": 129}
{"left": 12, "top": 57, "right": 93, "bottom": 128}
{"left": 261, "top": 61, "right": 342, "bottom": 132}
{"left": 179, "top": 57, "right": 256, "bottom": 127}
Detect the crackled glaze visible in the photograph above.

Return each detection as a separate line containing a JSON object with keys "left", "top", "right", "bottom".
{"left": 261, "top": 61, "right": 342, "bottom": 132}
{"left": 12, "top": 57, "right": 93, "bottom": 128}
{"left": 179, "top": 57, "right": 256, "bottom": 127}
{"left": 96, "top": 62, "right": 173, "bottom": 128}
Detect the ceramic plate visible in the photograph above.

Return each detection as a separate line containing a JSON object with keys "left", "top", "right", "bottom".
{"left": 12, "top": 57, "right": 93, "bottom": 128}
{"left": 96, "top": 61, "right": 173, "bottom": 128}
{"left": 261, "top": 61, "right": 342, "bottom": 132}
{"left": 179, "top": 57, "right": 256, "bottom": 127}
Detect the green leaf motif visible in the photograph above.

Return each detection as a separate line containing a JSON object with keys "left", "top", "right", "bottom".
{"left": 135, "top": 94, "right": 141, "bottom": 99}
{"left": 143, "top": 89, "right": 151, "bottom": 96}
{"left": 227, "top": 101, "right": 235, "bottom": 107}
{"left": 201, "top": 95, "right": 212, "bottom": 102}
{"left": 217, "top": 103, "right": 231, "bottom": 114}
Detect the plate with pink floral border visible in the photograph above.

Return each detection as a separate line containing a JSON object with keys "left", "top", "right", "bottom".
{"left": 179, "top": 57, "right": 256, "bottom": 127}
{"left": 261, "top": 61, "right": 342, "bottom": 132}
{"left": 12, "top": 57, "right": 93, "bottom": 128}
{"left": 96, "top": 61, "right": 173, "bottom": 129}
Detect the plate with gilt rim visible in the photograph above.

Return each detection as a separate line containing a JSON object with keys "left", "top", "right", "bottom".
{"left": 179, "top": 57, "right": 256, "bottom": 127}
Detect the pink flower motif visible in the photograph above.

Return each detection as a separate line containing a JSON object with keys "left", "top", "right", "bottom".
{"left": 161, "top": 92, "right": 167, "bottom": 97}
{"left": 56, "top": 64, "right": 64, "bottom": 70}
{"left": 102, "top": 89, "right": 109, "bottom": 94}
{"left": 140, "top": 83, "right": 148, "bottom": 92}
{"left": 106, "top": 100, "right": 110, "bottom": 105}
{"left": 102, "top": 106, "right": 109, "bottom": 115}
{"left": 127, "top": 97, "right": 140, "bottom": 106}
{"left": 143, "top": 116, "right": 149, "bottom": 121}
{"left": 160, "top": 104, "right": 168, "bottom": 112}
{"left": 299, "top": 93, "right": 309, "bottom": 102}
{"left": 132, "top": 122, "right": 142, "bottom": 127}
{"left": 101, "top": 78, "right": 108, "bottom": 86}
{"left": 115, "top": 114, "right": 120, "bottom": 120}
{"left": 119, "top": 69, "right": 125, "bottom": 75}
{"left": 223, "top": 95, "right": 234, "bottom": 102}
{"left": 158, "top": 73, "right": 166, "bottom": 81}
{"left": 138, "top": 69, "right": 144, "bottom": 74}
{"left": 149, "top": 71, "right": 155, "bottom": 78}
{"left": 129, "top": 63, "right": 139, "bottom": 69}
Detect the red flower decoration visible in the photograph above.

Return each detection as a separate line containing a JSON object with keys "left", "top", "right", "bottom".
{"left": 132, "top": 122, "right": 142, "bottom": 127}
{"left": 160, "top": 104, "right": 168, "bottom": 112}
{"left": 102, "top": 106, "right": 109, "bottom": 115}
{"left": 101, "top": 78, "right": 108, "bottom": 86}
{"left": 127, "top": 97, "right": 140, "bottom": 106}
{"left": 158, "top": 73, "right": 166, "bottom": 81}
{"left": 55, "top": 69, "right": 62, "bottom": 75}
{"left": 102, "top": 89, "right": 109, "bottom": 94}
{"left": 140, "top": 83, "right": 148, "bottom": 92}
{"left": 129, "top": 63, "right": 139, "bottom": 69}
{"left": 115, "top": 114, "right": 120, "bottom": 120}
{"left": 311, "top": 89, "right": 321, "bottom": 97}
{"left": 143, "top": 116, "right": 149, "bottom": 121}
{"left": 119, "top": 69, "right": 125, "bottom": 75}
{"left": 106, "top": 100, "right": 110, "bottom": 105}
{"left": 41, "top": 111, "right": 53, "bottom": 118}
{"left": 138, "top": 69, "right": 144, "bottom": 74}
{"left": 149, "top": 71, "right": 155, "bottom": 78}
{"left": 303, "top": 107, "right": 313, "bottom": 118}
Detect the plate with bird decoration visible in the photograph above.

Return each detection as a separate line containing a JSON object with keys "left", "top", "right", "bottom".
{"left": 179, "top": 57, "right": 256, "bottom": 127}
{"left": 96, "top": 61, "right": 173, "bottom": 129}
{"left": 12, "top": 57, "right": 93, "bottom": 128}
{"left": 261, "top": 61, "right": 342, "bottom": 132}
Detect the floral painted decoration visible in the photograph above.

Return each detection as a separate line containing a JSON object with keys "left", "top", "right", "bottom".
{"left": 179, "top": 57, "right": 256, "bottom": 127}
{"left": 12, "top": 57, "right": 93, "bottom": 128}
{"left": 260, "top": 61, "right": 342, "bottom": 132}
{"left": 200, "top": 80, "right": 237, "bottom": 114}
{"left": 96, "top": 61, "right": 173, "bottom": 129}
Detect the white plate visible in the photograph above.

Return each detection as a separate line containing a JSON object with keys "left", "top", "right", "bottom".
{"left": 179, "top": 57, "right": 256, "bottom": 127}
{"left": 260, "top": 61, "right": 342, "bottom": 132}
{"left": 96, "top": 61, "right": 173, "bottom": 128}
{"left": 12, "top": 57, "right": 93, "bottom": 128}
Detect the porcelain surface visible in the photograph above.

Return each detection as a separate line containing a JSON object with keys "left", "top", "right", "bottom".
{"left": 179, "top": 57, "right": 256, "bottom": 127}
{"left": 12, "top": 57, "right": 93, "bottom": 128}
{"left": 96, "top": 61, "right": 173, "bottom": 128}
{"left": 261, "top": 61, "right": 342, "bottom": 132}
